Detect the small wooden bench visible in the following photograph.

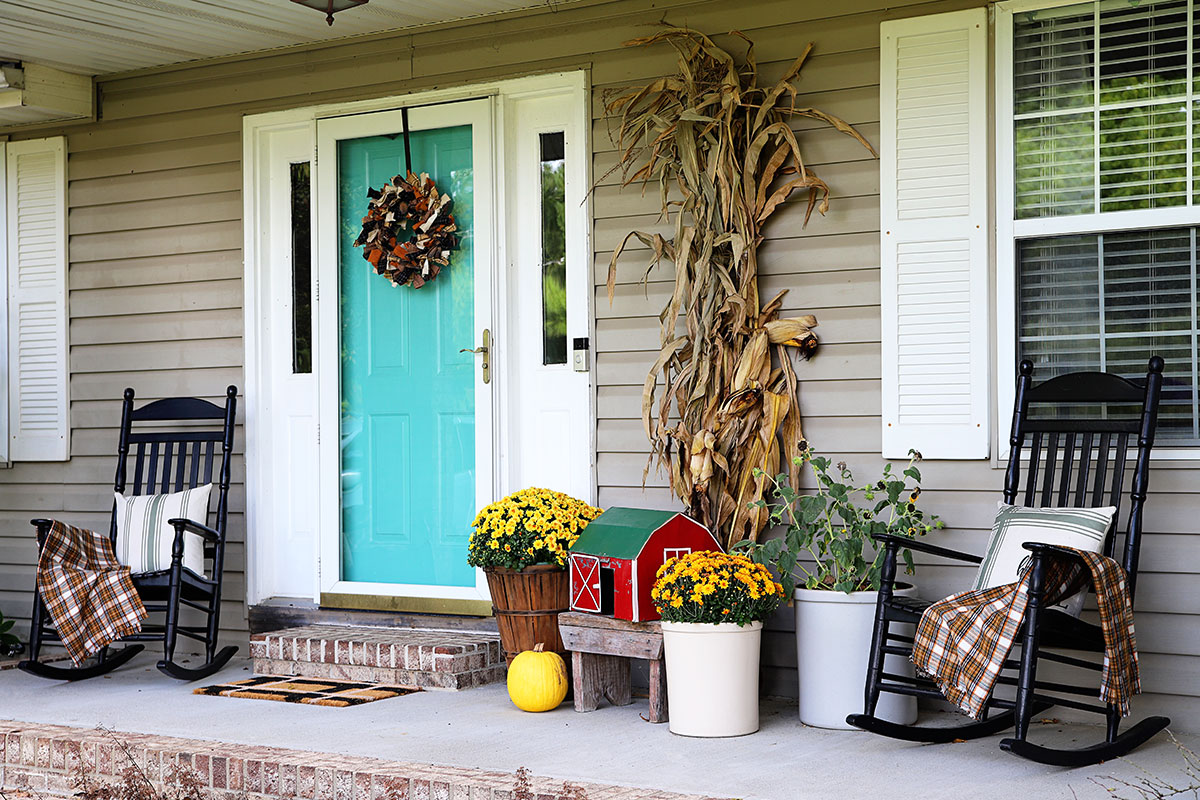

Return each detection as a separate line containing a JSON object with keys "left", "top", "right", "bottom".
{"left": 558, "top": 611, "right": 667, "bottom": 723}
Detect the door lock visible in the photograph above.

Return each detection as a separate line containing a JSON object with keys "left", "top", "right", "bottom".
{"left": 459, "top": 328, "right": 491, "bottom": 384}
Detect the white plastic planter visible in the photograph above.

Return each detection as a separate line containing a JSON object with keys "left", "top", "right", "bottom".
{"left": 661, "top": 620, "right": 763, "bottom": 737}
{"left": 794, "top": 584, "right": 919, "bottom": 729}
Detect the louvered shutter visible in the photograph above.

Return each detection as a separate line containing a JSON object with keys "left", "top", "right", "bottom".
{"left": 0, "top": 144, "right": 6, "bottom": 463}
{"left": 5, "top": 137, "right": 69, "bottom": 462}
{"left": 880, "top": 9, "right": 989, "bottom": 460}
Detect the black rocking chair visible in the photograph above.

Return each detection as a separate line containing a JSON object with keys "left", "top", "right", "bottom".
{"left": 19, "top": 386, "right": 239, "bottom": 682}
{"left": 847, "top": 357, "right": 1170, "bottom": 767}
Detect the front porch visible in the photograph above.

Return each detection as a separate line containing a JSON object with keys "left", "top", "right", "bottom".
{"left": 0, "top": 653, "right": 1195, "bottom": 800}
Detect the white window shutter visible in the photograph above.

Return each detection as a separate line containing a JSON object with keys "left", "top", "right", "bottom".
{"left": 6, "top": 137, "right": 69, "bottom": 462}
{"left": 0, "top": 143, "right": 6, "bottom": 463}
{"left": 880, "top": 9, "right": 989, "bottom": 460}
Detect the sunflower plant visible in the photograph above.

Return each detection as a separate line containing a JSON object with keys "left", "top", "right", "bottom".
{"left": 652, "top": 551, "right": 784, "bottom": 626}
{"left": 736, "top": 446, "right": 943, "bottom": 595}
{"left": 467, "top": 487, "right": 603, "bottom": 571}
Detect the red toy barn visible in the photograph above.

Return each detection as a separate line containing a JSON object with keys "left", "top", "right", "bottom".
{"left": 568, "top": 507, "right": 722, "bottom": 622}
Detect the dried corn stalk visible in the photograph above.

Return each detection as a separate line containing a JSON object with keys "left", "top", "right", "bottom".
{"left": 604, "top": 28, "right": 875, "bottom": 549}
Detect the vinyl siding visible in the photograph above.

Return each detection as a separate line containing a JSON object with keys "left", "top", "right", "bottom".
{"left": 0, "top": 0, "right": 1197, "bottom": 729}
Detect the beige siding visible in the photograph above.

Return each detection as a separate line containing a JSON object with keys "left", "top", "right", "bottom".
{"left": 584, "top": 0, "right": 1200, "bottom": 728}
{"left": 0, "top": 0, "right": 1196, "bottom": 728}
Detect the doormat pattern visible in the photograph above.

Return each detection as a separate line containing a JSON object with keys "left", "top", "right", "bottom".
{"left": 194, "top": 675, "right": 420, "bottom": 706}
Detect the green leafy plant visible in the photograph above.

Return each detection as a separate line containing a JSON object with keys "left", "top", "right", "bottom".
{"left": 737, "top": 447, "right": 943, "bottom": 594}
{"left": 0, "top": 608, "right": 21, "bottom": 657}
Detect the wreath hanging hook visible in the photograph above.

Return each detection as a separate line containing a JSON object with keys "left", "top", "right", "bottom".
{"left": 401, "top": 105, "right": 412, "bottom": 177}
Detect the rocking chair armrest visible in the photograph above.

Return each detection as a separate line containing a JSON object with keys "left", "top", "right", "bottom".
{"left": 1021, "top": 541, "right": 1089, "bottom": 568}
{"left": 167, "top": 517, "right": 221, "bottom": 543}
{"left": 30, "top": 519, "right": 54, "bottom": 547}
{"left": 871, "top": 533, "right": 983, "bottom": 565}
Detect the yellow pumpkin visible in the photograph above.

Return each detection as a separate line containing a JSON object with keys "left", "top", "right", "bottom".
{"left": 507, "top": 643, "right": 568, "bottom": 712}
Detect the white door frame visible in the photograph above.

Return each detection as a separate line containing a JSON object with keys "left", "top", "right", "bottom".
{"left": 499, "top": 86, "right": 595, "bottom": 502}
{"left": 241, "top": 118, "right": 320, "bottom": 606}
{"left": 243, "top": 71, "right": 592, "bottom": 609}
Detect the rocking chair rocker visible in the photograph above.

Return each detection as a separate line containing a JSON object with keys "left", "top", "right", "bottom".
{"left": 19, "top": 386, "right": 239, "bottom": 682}
{"left": 847, "top": 357, "right": 1170, "bottom": 767}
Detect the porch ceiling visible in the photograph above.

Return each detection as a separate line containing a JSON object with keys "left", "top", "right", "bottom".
{"left": 0, "top": 0, "right": 579, "bottom": 78}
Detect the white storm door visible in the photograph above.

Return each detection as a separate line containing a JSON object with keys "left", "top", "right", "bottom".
{"left": 315, "top": 99, "right": 496, "bottom": 604}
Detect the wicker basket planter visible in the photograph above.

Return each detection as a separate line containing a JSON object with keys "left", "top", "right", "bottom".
{"left": 484, "top": 565, "right": 569, "bottom": 664}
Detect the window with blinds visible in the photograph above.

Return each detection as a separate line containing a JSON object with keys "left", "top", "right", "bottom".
{"left": 1018, "top": 227, "right": 1198, "bottom": 442}
{"left": 1014, "top": 0, "right": 1192, "bottom": 217}
{"left": 1010, "top": 0, "right": 1200, "bottom": 444}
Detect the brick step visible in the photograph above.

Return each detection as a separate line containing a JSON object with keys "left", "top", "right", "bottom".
{"left": 249, "top": 625, "right": 506, "bottom": 690}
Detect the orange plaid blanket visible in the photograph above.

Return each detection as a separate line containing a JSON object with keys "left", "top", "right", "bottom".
{"left": 912, "top": 547, "right": 1139, "bottom": 719}
{"left": 36, "top": 520, "right": 146, "bottom": 664}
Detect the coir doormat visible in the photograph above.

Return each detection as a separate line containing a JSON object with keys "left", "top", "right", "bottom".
{"left": 194, "top": 676, "right": 420, "bottom": 706}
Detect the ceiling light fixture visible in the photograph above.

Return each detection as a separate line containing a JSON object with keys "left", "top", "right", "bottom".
{"left": 0, "top": 63, "right": 24, "bottom": 91}
{"left": 290, "top": 0, "right": 368, "bottom": 26}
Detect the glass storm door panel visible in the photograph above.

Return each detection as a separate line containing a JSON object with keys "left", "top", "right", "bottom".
{"left": 337, "top": 123, "right": 477, "bottom": 587}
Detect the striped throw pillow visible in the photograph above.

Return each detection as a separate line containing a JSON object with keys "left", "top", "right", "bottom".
{"left": 114, "top": 485, "right": 213, "bottom": 577}
{"left": 973, "top": 502, "right": 1115, "bottom": 616}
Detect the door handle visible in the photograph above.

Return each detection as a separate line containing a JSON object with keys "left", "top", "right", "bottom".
{"left": 459, "top": 328, "right": 490, "bottom": 384}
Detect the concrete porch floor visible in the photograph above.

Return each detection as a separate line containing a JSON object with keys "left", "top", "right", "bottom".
{"left": 0, "top": 652, "right": 1195, "bottom": 800}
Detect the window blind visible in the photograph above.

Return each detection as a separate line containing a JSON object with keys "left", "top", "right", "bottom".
{"left": 1017, "top": 226, "right": 1198, "bottom": 442}
{"left": 1013, "top": 0, "right": 1193, "bottom": 218}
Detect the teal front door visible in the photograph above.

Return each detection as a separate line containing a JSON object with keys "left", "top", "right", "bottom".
{"left": 320, "top": 100, "right": 493, "bottom": 602}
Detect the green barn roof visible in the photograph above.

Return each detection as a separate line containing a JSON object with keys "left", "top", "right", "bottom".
{"left": 570, "top": 507, "right": 680, "bottom": 560}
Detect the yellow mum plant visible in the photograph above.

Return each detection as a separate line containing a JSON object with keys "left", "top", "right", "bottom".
{"left": 468, "top": 487, "right": 603, "bottom": 571}
{"left": 652, "top": 551, "right": 784, "bottom": 625}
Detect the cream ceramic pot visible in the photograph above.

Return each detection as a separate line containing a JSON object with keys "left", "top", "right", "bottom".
{"left": 794, "top": 584, "right": 919, "bottom": 729}
{"left": 661, "top": 620, "right": 763, "bottom": 737}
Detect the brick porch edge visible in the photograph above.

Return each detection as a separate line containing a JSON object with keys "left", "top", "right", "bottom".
{"left": 0, "top": 720, "right": 725, "bottom": 800}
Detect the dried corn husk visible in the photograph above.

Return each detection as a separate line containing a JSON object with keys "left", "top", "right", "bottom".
{"left": 602, "top": 28, "right": 875, "bottom": 548}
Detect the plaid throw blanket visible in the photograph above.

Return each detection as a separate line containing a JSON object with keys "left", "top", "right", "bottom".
{"left": 36, "top": 520, "right": 146, "bottom": 664}
{"left": 912, "top": 547, "right": 1139, "bottom": 719}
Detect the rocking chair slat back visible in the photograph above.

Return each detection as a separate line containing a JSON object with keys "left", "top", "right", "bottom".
{"left": 1004, "top": 358, "right": 1162, "bottom": 595}
{"left": 130, "top": 395, "right": 229, "bottom": 421}
{"left": 111, "top": 389, "right": 235, "bottom": 545}
{"left": 1073, "top": 432, "right": 1092, "bottom": 507}
{"left": 1054, "top": 433, "right": 1073, "bottom": 506}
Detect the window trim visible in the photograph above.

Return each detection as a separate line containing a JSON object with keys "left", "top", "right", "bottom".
{"left": 537, "top": 129, "right": 568, "bottom": 367}
{"left": 664, "top": 547, "right": 692, "bottom": 562}
{"left": 996, "top": 0, "right": 1200, "bottom": 459}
